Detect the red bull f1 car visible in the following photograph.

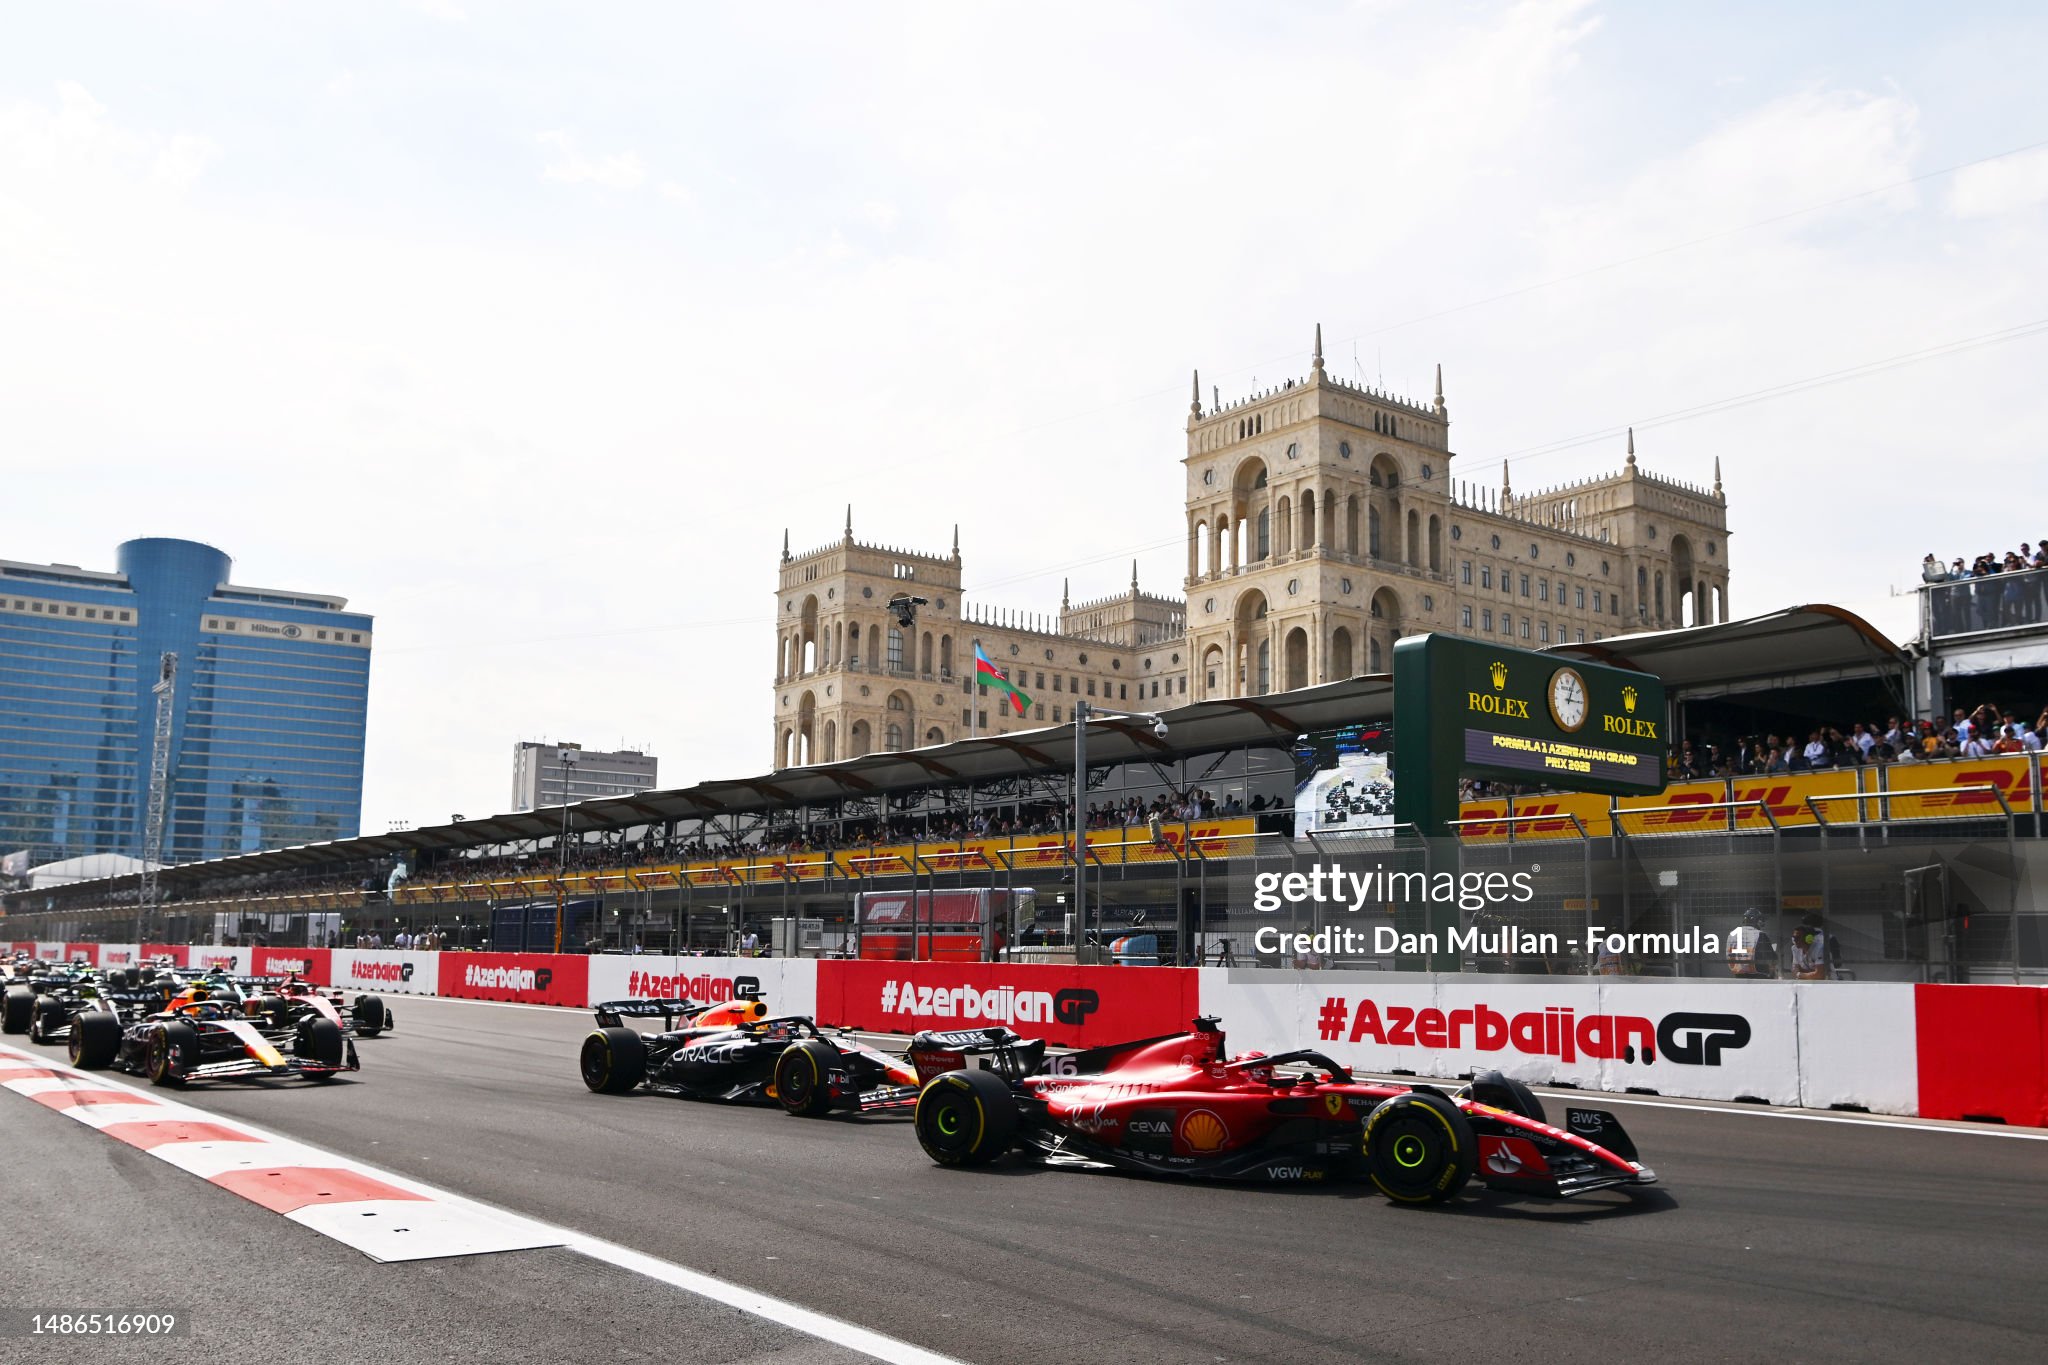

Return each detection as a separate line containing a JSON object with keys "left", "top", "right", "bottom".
{"left": 580, "top": 997, "right": 931, "bottom": 1117}
{"left": 911, "top": 1017, "right": 1656, "bottom": 1203}
{"left": 67, "top": 977, "right": 358, "bottom": 1086}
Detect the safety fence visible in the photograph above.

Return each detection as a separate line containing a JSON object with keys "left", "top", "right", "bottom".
{"left": 14, "top": 941, "right": 2044, "bottom": 1127}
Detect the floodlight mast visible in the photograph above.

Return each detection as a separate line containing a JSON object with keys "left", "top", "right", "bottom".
{"left": 1070, "top": 700, "right": 1168, "bottom": 956}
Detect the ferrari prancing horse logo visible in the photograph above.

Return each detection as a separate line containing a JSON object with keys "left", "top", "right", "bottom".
{"left": 1323, "top": 1093, "right": 1344, "bottom": 1118}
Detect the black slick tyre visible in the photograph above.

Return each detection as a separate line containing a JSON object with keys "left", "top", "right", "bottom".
{"left": 774, "top": 1039, "right": 839, "bottom": 1117}
{"left": 581, "top": 1027, "right": 645, "bottom": 1094}
{"left": 352, "top": 994, "right": 386, "bottom": 1038}
{"left": 1, "top": 986, "right": 31, "bottom": 1034}
{"left": 1365, "top": 1091, "right": 1477, "bottom": 1204}
{"left": 914, "top": 1068, "right": 1017, "bottom": 1167}
{"left": 69, "top": 1010, "right": 121, "bottom": 1069}
{"left": 28, "top": 997, "right": 63, "bottom": 1044}
{"left": 149, "top": 1022, "right": 197, "bottom": 1087}
{"left": 296, "top": 1018, "right": 346, "bottom": 1078}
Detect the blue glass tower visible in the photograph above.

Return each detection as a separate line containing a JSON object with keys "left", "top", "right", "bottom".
{"left": 0, "top": 539, "right": 371, "bottom": 867}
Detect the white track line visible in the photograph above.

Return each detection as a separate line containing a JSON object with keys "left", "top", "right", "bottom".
{"left": 1527, "top": 1090, "right": 2048, "bottom": 1140}
{"left": 0, "top": 1042, "right": 960, "bottom": 1365}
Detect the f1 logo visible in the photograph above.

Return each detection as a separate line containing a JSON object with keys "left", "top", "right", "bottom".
{"left": 733, "top": 975, "right": 763, "bottom": 1000}
{"left": 533, "top": 968, "right": 554, "bottom": 992}
{"left": 1657, "top": 1012, "right": 1750, "bottom": 1065}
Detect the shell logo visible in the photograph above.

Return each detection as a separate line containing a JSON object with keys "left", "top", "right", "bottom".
{"left": 1179, "top": 1109, "right": 1229, "bottom": 1153}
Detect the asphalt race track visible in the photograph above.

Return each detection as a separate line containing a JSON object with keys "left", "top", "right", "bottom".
{"left": 6, "top": 993, "right": 2047, "bottom": 1365}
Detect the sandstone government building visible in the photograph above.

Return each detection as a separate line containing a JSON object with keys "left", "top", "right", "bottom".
{"left": 773, "top": 331, "right": 1730, "bottom": 769}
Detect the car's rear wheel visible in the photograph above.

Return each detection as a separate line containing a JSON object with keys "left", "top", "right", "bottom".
{"left": 251, "top": 995, "right": 290, "bottom": 1031}
{"left": 1365, "top": 1092, "right": 1476, "bottom": 1204}
{"left": 581, "top": 1027, "right": 645, "bottom": 1094}
{"left": 352, "top": 994, "right": 386, "bottom": 1038}
{"left": 774, "top": 1040, "right": 838, "bottom": 1117}
{"left": 1, "top": 985, "right": 31, "bottom": 1034}
{"left": 914, "top": 1069, "right": 1017, "bottom": 1167}
{"left": 69, "top": 1010, "right": 121, "bottom": 1070}
{"left": 148, "top": 1023, "right": 197, "bottom": 1087}
{"left": 28, "top": 997, "right": 63, "bottom": 1044}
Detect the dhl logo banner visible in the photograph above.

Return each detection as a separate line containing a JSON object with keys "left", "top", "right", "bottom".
{"left": 1456, "top": 757, "right": 2041, "bottom": 840}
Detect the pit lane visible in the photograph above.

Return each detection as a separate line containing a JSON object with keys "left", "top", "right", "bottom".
{"left": 6, "top": 992, "right": 2046, "bottom": 1364}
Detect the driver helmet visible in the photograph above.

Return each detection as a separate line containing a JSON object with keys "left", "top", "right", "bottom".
{"left": 1231, "top": 1049, "right": 1272, "bottom": 1083}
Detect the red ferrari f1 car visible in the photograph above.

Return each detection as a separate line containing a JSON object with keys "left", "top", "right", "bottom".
{"left": 910, "top": 1016, "right": 1656, "bottom": 1203}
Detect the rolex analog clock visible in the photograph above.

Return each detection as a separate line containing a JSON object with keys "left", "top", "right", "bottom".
{"left": 1547, "top": 666, "right": 1589, "bottom": 732}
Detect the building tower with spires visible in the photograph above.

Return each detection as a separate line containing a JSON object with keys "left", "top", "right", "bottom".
{"left": 772, "top": 328, "right": 1730, "bottom": 768}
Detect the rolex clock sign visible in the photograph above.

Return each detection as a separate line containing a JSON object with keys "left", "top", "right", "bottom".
{"left": 1393, "top": 633, "right": 1666, "bottom": 840}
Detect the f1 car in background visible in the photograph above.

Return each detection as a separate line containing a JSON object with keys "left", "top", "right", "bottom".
{"left": 242, "top": 973, "right": 393, "bottom": 1039}
{"left": 579, "top": 997, "right": 932, "bottom": 1117}
{"left": 912, "top": 1016, "right": 1657, "bottom": 1203}
{"left": 67, "top": 977, "right": 359, "bottom": 1086}
{"left": 3, "top": 966, "right": 165, "bottom": 1045}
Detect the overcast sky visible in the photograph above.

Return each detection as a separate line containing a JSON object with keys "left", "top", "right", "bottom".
{"left": 4, "top": 1, "right": 2046, "bottom": 832}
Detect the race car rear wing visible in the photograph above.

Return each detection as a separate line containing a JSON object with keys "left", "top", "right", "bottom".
{"left": 593, "top": 998, "right": 701, "bottom": 1029}
{"left": 906, "top": 1027, "right": 1045, "bottom": 1082}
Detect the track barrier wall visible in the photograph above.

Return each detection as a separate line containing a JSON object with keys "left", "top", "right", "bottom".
{"left": 36, "top": 947, "right": 2046, "bottom": 1124}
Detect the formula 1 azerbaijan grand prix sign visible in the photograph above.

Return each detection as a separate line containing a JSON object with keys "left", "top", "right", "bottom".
{"left": 1392, "top": 633, "right": 1666, "bottom": 968}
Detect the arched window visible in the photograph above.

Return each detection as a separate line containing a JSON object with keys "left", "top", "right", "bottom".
{"left": 1276, "top": 495, "right": 1293, "bottom": 556}
{"left": 924, "top": 726, "right": 944, "bottom": 746}
{"left": 1255, "top": 507, "right": 1271, "bottom": 561}
{"left": 1344, "top": 495, "right": 1359, "bottom": 555}
{"left": 1330, "top": 627, "right": 1354, "bottom": 678}
{"left": 919, "top": 631, "right": 933, "bottom": 674}
{"left": 885, "top": 723, "right": 904, "bottom": 751}
{"left": 1255, "top": 639, "right": 1271, "bottom": 694}
{"left": 940, "top": 635, "right": 954, "bottom": 678}
{"left": 1368, "top": 506, "right": 1382, "bottom": 559}
{"left": 1301, "top": 490, "right": 1316, "bottom": 550}
{"left": 887, "top": 627, "right": 904, "bottom": 670}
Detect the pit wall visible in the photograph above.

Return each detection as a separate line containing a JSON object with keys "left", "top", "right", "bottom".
{"left": 23, "top": 942, "right": 2042, "bottom": 1127}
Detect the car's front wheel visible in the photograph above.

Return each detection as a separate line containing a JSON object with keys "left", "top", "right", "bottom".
{"left": 1364, "top": 1092, "right": 1476, "bottom": 1204}
{"left": 148, "top": 1023, "right": 198, "bottom": 1087}
{"left": 774, "top": 1040, "right": 839, "bottom": 1117}
{"left": 914, "top": 1069, "right": 1017, "bottom": 1167}
{"left": 69, "top": 1010, "right": 121, "bottom": 1070}
{"left": 352, "top": 994, "right": 386, "bottom": 1038}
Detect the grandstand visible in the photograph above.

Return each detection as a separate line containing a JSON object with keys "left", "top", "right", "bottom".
{"left": 6, "top": 605, "right": 2045, "bottom": 981}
